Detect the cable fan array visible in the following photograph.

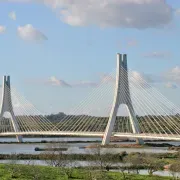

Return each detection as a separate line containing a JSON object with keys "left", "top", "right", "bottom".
{"left": 114, "top": 67, "right": 180, "bottom": 139}
{"left": 0, "top": 67, "right": 179, "bottom": 141}
{"left": 52, "top": 71, "right": 116, "bottom": 132}
{"left": 0, "top": 85, "right": 54, "bottom": 133}
{"left": 53, "top": 67, "right": 180, "bottom": 139}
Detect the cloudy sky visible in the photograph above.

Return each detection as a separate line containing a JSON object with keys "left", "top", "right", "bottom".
{"left": 0, "top": 0, "right": 180, "bottom": 115}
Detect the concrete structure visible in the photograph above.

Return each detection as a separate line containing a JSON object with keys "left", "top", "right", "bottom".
{"left": 0, "top": 76, "right": 23, "bottom": 142}
{"left": 0, "top": 57, "right": 178, "bottom": 143}
{"left": 0, "top": 131, "right": 178, "bottom": 141}
{"left": 102, "top": 54, "right": 144, "bottom": 145}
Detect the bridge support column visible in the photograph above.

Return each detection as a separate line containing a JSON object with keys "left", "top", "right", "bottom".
{"left": 0, "top": 76, "right": 23, "bottom": 143}
{"left": 102, "top": 54, "right": 144, "bottom": 145}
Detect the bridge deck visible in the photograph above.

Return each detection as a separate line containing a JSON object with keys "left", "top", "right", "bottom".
{"left": 0, "top": 132, "right": 180, "bottom": 141}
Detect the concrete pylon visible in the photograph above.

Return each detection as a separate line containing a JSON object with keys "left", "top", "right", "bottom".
{"left": 102, "top": 54, "right": 144, "bottom": 145}
{"left": 0, "top": 76, "right": 23, "bottom": 142}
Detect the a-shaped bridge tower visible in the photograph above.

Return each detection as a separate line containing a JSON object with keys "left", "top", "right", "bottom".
{"left": 102, "top": 54, "right": 144, "bottom": 145}
{"left": 0, "top": 76, "right": 23, "bottom": 142}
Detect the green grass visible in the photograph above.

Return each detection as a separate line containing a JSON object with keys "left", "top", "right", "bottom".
{"left": 0, "top": 164, "right": 173, "bottom": 180}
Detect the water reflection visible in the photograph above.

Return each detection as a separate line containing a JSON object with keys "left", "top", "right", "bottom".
{"left": 0, "top": 138, "right": 178, "bottom": 154}
{"left": 0, "top": 137, "right": 102, "bottom": 142}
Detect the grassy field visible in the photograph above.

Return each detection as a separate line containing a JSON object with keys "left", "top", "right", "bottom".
{"left": 0, "top": 164, "right": 173, "bottom": 180}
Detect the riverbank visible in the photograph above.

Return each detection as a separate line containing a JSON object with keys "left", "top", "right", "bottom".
{"left": 0, "top": 153, "right": 126, "bottom": 160}
{"left": 0, "top": 140, "right": 101, "bottom": 144}
{"left": 0, "top": 164, "right": 172, "bottom": 180}
{"left": 0, "top": 151, "right": 178, "bottom": 164}
{"left": 0, "top": 140, "right": 179, "bottom": 151}
{"left": 0, "top": 137, "right": 178, "bottom": 145}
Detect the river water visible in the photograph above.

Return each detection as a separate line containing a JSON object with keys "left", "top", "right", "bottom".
{"left": 0, "top": 137, "right": 102, "bottom": 143}
{"left": 0, "top": 137, "right": 179, "bottom": 178}
{"left": 0, "top": 137, "right": 179, "bottom": 154}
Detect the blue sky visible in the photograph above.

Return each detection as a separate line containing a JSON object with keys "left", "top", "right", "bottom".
{"left": 0, "top": 0, "right": 180, "bottom": 115}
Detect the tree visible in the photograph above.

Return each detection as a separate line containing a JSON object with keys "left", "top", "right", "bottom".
{"left": 61, "top": 155, "right": 79, "bottom": 179}
{"left": 125, "top": 153, "right": 143, "bottom": 174}
{"left": 117, "top": 159, "right": 128, "bottom": 180}
{"left": 41, "top": 143, "right": 67, "bottom": 167}
{"left": 169, "top": 162, "right": 180, "bottom": 180}
{"left": 41, "top": 142, "right": 78, "bottom": 179}
{"left": 142, "top": 154, "right": 165, "bottom": 176}
{"left": 4, "top": 153, "right": 22, "bottom": 178}
{"left": 90, "top": 145, "right": 116, "bottom": 171}
{"left": 85, "top": 145, "right": 116, "bottom": 180}
{"left": 25, "top": 160, "right": 42, "bottom": 180}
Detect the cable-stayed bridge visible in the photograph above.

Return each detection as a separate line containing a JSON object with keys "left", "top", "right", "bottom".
{"left": 1, "top": 53, "right": 180, "bottom": 144}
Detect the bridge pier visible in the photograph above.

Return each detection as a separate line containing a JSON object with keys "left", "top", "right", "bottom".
{"left": 16, "top": 135, "right": 23, "bottom": 143}
{"left": 102, "top": 54, "right": 144, "bottom": 145}
{"left": 0, "top": 76, "right": 23, "bottom": 143}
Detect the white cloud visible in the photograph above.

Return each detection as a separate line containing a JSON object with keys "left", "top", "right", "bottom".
{"left": 127, "top": 39, "right": 138, "bottom": 47}
{"left": 17, "top": 24, "right": 47, "bottom": 42}
{"left": 0, "top": 26, "right": 6, "bottom": 34}
{"left": 164, "top": 66, "right": 180, "bottom": 84}
{"left": 48, "top": 0, "right": 173, "bottom": 28}
{"left": 130, "top": 71, "right": 153, "bottom": 88}
{"left": 9, "top": 11, "right": 16, "bottom": 20}
{"left": 143, "top": 51, "right": 171, "bottom": 59}
{"left": 49, "top": 77, "right": 98, "bottom": 88}
{"left": 73, "top": 81, "right": 98, "bottom": 88}
{"left": 165, "top": 82, "right": 178, "bottom": 89}
{"left": 47, "top": 76, "right": 71, "bottom": 87}
{"left": 3, "top": 0, "right": 173, "bottom": 29}
{"left": 25, "top": 77, "right": 71, "bottom": 87}
{"left": 27, "top": 70, "right": 171, "bottom": 89}
{"left": 129, "top": 67, "right": 180, "bottom": 88}
{"left": 99, "top": 71, "right": 153, "bottom": 88}
{"left": 5, "top": 0, "right": 31, "bottom": 2}
{"left": 175, "top": 9, "right": 180, "bottom": 15}
{"left": 100, "top": 71, "right": 153, "bottom": 88}
{"left": 28, "top": 75, "right": 110, "bottom": 88}
{"left": 47, "top": 77, "right": 98, "bottom": 88}
{"left": 100, "top": 74, "right": 115, "bottom": 84}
